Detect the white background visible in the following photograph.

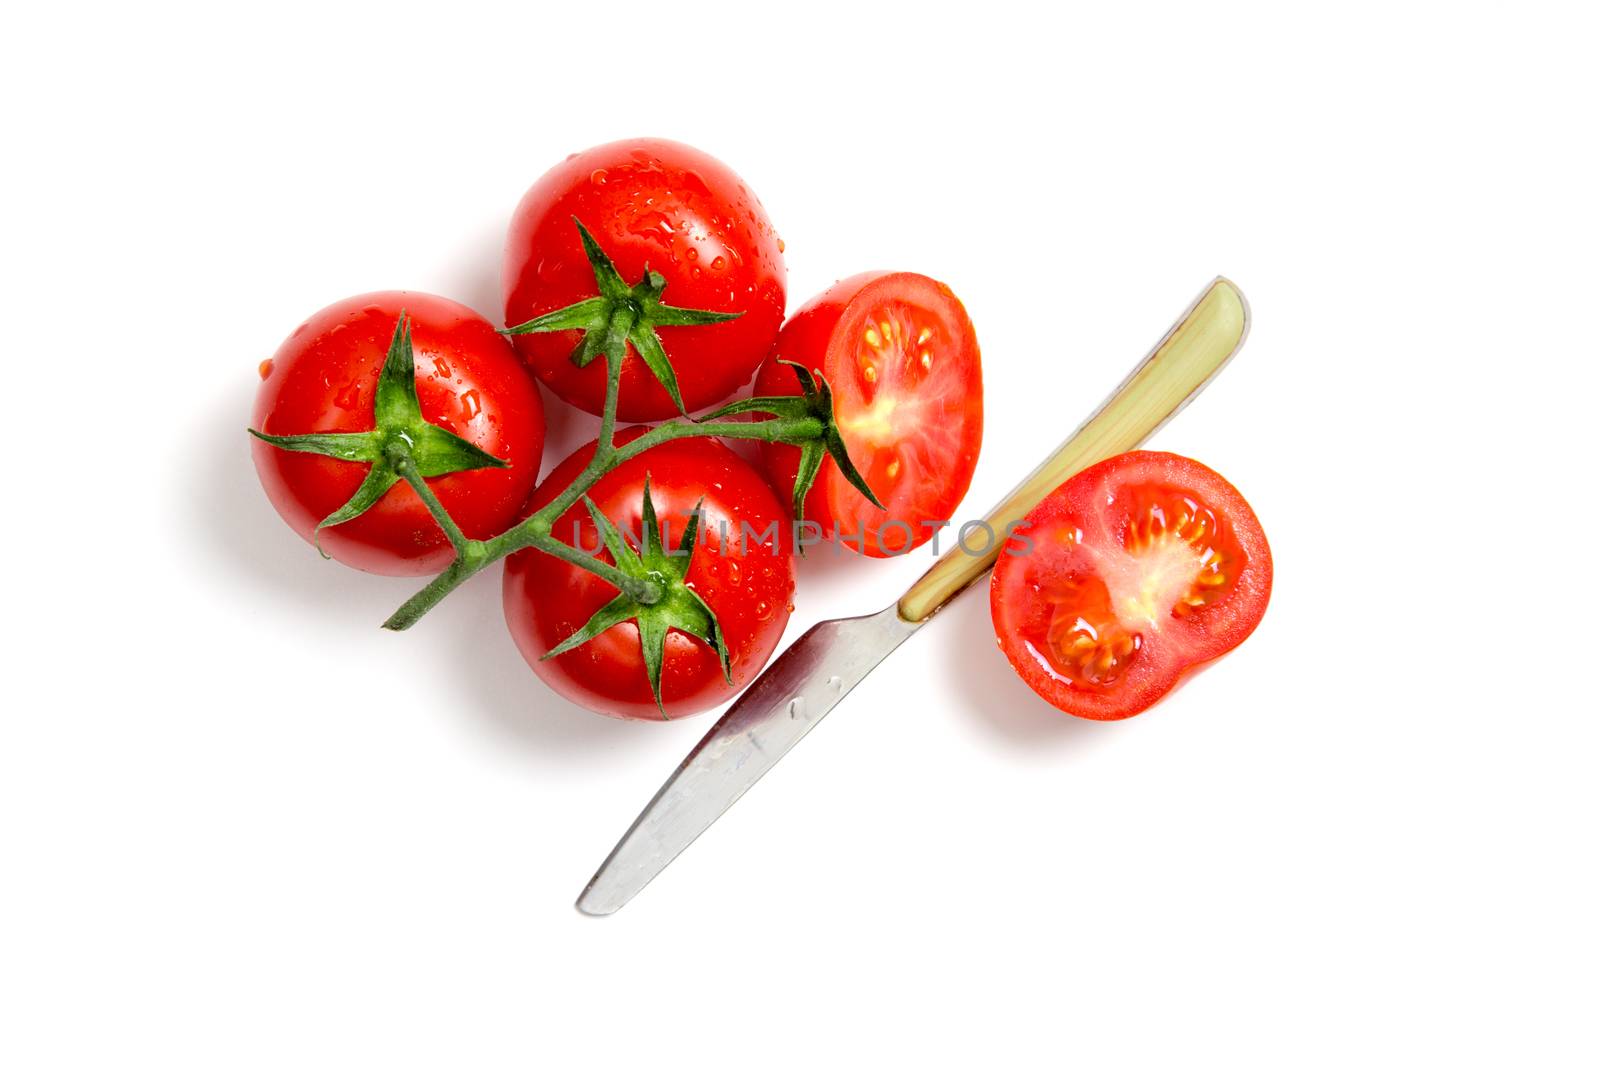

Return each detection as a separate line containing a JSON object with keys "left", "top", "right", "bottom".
{"left": 4, "top": 2, "right": 1596, "bottom": 1063}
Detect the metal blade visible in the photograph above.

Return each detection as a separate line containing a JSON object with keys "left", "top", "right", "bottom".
{"left": 575, "top": 603, "right": 918, "bottom": 915}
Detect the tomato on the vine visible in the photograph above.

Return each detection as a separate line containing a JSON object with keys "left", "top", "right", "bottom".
{"left": 503, "top": 432, "right": 795, "bottom": 720}
{"left": 251, "top": 292, "right": 545, "bottom": 576}
{"left": 990, "top": 451, "right": 1272, "bottom": 720}
{"left": 754, "top": 272, "right": 982, "bottom": 557}
{"left": 503, "top": 138, "right": 786, "bottom": 421}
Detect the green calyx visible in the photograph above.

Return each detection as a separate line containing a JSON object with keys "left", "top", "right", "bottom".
{"left": 249, "top": 312, "right": 508, "bottom": 554}
{"left": 698, "top": 359, "right": 883, "bottom": 534}
{"left": 542, "top": 478, "right": 730, "bottom": 719}
{"left": 502, "top": 217, "right": 741, "bottom": 415}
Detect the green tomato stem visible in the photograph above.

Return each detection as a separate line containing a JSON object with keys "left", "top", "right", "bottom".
{"left": 529, "top": 532, "right": 659, "bottom": 603}
{"left": 390, "top": 446, "right": 471, "bottom": 556}
{"left": 380, "top": 409, "right": 824, "bottom": 632}
{"left": 592, "top": 307, "right": 634, "bottom": 463}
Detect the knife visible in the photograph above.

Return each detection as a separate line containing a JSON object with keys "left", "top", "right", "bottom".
{"left": 576, "top": 277, "right": 1251, "bottom": 915}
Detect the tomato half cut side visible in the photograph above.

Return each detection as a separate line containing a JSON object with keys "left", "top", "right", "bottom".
{"left": 755, "top": 271, "right": 982, "bottom": 557}
{"left": 990, "top": 451, "right": 1272, "bottom": 720}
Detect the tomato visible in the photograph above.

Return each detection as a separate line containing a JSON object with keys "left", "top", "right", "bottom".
{"left": 503, "top": 432, "right": 795, "bottom": 720}
{"left": 251, "top": 292, "right": 545, "bottom": 576}
{"left": 990, "top": 452, "right": 1272, "bottom": 720}
{"left": 753, "top": 272, "right": 983, "bottom": 557}
{"left": 504, "top": 138, "right": 786, "bottom": 421}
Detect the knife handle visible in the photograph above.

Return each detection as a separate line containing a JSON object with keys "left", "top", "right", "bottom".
{"left": 896, "top": 277, "right": 1250, "bottom": 624}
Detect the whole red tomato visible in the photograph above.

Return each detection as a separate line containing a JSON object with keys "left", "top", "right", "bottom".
{"left": 252, "top": 292, "right": 545, "bottom": 576}
{"left": 503, "top": 138, "right": 786, "bottom": 421}
{"left": 503, "top": 432, "right": 795, "bottom": 720}
{"left": 990, "top": 451, "right": 1273, "bottom": 720}
{"left": 754, "top": 272, "right": 983, "bottom": 557}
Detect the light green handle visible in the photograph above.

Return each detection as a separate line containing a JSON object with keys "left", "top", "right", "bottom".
{"left": 897, "top": 277, "right": 1250, "bottom": 623}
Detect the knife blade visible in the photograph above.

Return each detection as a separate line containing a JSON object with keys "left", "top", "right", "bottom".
{"left": 577, "top": 277, "right": 1251, "bottom": 915}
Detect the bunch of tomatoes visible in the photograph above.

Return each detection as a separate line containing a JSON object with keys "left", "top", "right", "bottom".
{"left": 251, "top": 138, "right": 983, "bottom": 721}
{"left": 252, "top": 137, "right": 1272, "bottom": 725}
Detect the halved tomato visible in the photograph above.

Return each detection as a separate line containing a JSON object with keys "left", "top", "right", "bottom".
{"left": 753, "top": 272, "right": 982, "bottom": 557}
{"left": 990, "top": 451, "right": 1272, "bottom": 720}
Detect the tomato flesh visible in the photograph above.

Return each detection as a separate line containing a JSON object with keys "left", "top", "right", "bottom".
{"left": 991, "top": 452, "right": 1271, "bottom": 719}
{"left": 755, "top": 272, "right": 982, "bottom": 556}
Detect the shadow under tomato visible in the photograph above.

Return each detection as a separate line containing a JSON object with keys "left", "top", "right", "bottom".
{"left": 195, "top": 379, "right": 663, "bottom": 759}
{"left": 430, "top": 564, "right": 670, "bottom": 757}
{"left": 433, "top": 216, "right": 503, "bottom": 325}
{"left": 791, "top": 539, "right": 893, "bottom": 599}
{"left": 191, "top": 379, "right": 402, "bottom": 621}
{"left": 935, "top": 582, "right": 1116, "bottom": 752}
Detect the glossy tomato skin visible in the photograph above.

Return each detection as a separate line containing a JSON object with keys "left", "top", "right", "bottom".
{"left": 990, "top": 452, "right": 1272, "bottom": 721}
{"left": 251, "top": 292, "right": 545, "bottom": 576}
{"left": 754, "top": 272, "right": 983, "bottom": 557}
{"left": 503, "top": 432, "right": 795, "bottom": 720}
{"left": 504, "top": 138, "right": 786, "bottom": 421}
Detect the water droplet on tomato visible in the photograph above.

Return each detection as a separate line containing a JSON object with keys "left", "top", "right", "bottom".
{"left": 711, "top": 256, "right": 726, "bottom": 271}
{"left": 630, "top": 211, "right": 676, "bottom": 245}
{"left": 727, "top": 560, "right": 741, "bottom": 585}
{"left": 777, "top": 238, "right": 786, "bottom": 253}
{"left": 755, "top": 600, "right": 772, "bottom": 620}
{"left": 334, "top": 382, "right": 363, "bottom": 410}
{"left": 257, "top": 358, "right": 274, "bottom": 380}
{"left": 686, "top": 248, "right": 698, "bottom": 262}
{"left": 461, "top": 389, "right": 482, "bottom": 419}
{"left": 681, "top": 170, "right": 710, "bottom": 196}
{"left": 432, "top": 356, "right": 452, "bottom": 378}
{"left": 590, "top": 168, "right": 607, "bottom": 185}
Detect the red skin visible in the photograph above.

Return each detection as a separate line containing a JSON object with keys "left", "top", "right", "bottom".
{"left": 503, "top": 138, "right": 786, "bottom": 421}
{"left": 990, "top": 452, "right": 1273, "bottom": 720}
{"left": 503, "top": 432, "right": 796, "bottom": 720}
{"left": 251, "top": 292, "right": 545, "bottom": 576}
{"left": 755, "top": 272, "right": 983, "bottom": 557}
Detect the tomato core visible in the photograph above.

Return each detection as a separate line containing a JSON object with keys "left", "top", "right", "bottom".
{"left": 830, "top": 295, "right": 976, "bottom": 552}
{"left": 1026, "top": 484, "right": 1250, "bottom": 690}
